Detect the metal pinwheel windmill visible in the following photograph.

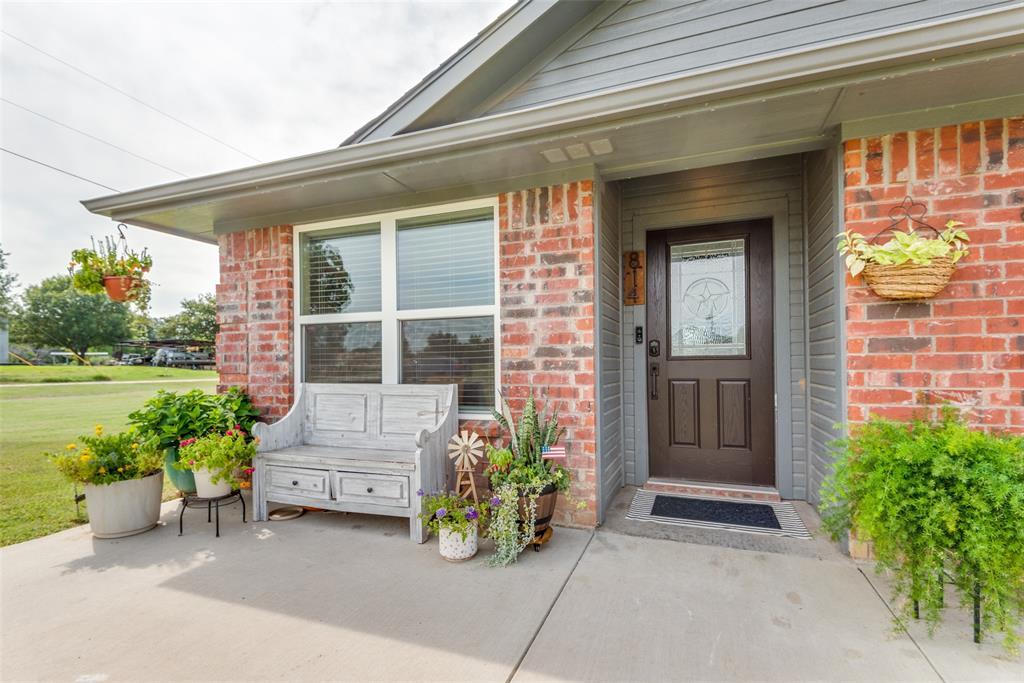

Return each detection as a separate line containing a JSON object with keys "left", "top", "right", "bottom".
{"left": 447, "top": 430, "right": 484, "bottom": 503}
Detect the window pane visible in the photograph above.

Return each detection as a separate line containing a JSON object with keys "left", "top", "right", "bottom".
{"left": 397, "top": 210, "right": 494, "bottom": 310}
{"left": 670, "top": 239, "right": 747, "bottom": 357}
{"left": 400, "top": 317, "right": 494, "bottom": 412}
{"left": 302, "top": 224, "right": 381, "bottom": 314}
{"left": 304, "top": 322, "right": 382, "bottom": 383}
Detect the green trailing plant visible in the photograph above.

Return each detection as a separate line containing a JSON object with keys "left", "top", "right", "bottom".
{"left": 819, "top": 410, "right": 1024, "bottom": 651}
{"left": 48, "top": 424, "right": 162, "bottom": 486}
{"left": 487, "top": 483, "right": 536, "bottom": 567}
{"left": 417, "top": 490, "right": 488, "bottom": 542}
{"left": 837, "top": 220, "right": 969, "bottom": 277}
{"left": 175, "top": 428, "right": 256, "bottom": 487}
{"left": 69, "top": 235, "right": 154, "bottom": 309}
{"left": 128, "top": 387, "right": 259, "bottom": 451}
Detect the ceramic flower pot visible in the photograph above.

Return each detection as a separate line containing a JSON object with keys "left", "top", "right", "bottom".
{"left": 102, "top": 275, "right": 140, "bottom": 302}
{"left": 164, "top": 447, "right": 196, "bottom": 494}
{"left": 83, "top": 470, "right": 163, "bottom": 539}
{"left": 439, "top": 524, "right": 478, "bottom": 562}
{"left": 192, "top": 466, "right": 231, "bottom": 498}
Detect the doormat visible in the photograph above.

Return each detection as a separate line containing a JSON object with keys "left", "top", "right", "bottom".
{"left": 625, "top": 489, "right": 812, "bottom": 539}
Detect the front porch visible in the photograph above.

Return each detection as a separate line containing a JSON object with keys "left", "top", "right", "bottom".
{"left": 2, "top": 495, "right": 1018, "bottom": 682}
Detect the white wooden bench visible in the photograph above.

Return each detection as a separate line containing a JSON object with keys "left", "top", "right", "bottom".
{"left": 251, "top": 383, "right": 458, "bottom": 542}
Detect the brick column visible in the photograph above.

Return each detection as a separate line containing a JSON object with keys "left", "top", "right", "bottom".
{"left": 843, "top": 117, "right": 1024, "bottom": 432}
{"left": 496, "top": 180, "right": 598, "bottom": 527}
{"left": 216, "top": 225, "right": 295, "bottom": 420}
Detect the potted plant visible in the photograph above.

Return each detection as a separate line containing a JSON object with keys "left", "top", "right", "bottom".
{"left": 418, "top": 491, "right": 487, "bottom": 562}
{"left": 48, "top": 425, "right": 164, "bottom": 538}
{"left": 69, "top": 234, "right": 153, "bottom": 308}
{"left": 175, "top": 427, "right": 256, "bottom": 498}
{"left": 128, "top": 387, "right": 258, "bottom": 493}
{"left": 837, "top": 219, "right": 969, "bottom": 300}
{"left": 485, "top": 393, "right": 580, "bottom": 567}
{"left": 819, "top": 410, "right": 1024, "bottom": 651}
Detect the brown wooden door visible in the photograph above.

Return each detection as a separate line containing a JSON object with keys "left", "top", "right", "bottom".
{"left": 646, "top": 220, "right": 775, "bottom": 486}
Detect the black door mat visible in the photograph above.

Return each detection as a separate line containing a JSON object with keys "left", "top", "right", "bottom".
{"left": 626, "top": 489, "right": 812, "bottom": 539}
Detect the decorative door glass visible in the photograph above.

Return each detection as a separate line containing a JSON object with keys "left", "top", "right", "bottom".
{"left": 669, "top": 239, "right": 747, "bottom": 357}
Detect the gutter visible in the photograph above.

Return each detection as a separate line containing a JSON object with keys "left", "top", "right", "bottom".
{"left": 82, "top": 4, "right": 1024, "bottom": 221}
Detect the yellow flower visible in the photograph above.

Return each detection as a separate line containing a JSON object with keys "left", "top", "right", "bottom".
{"left": 131, "top": 443, "right": 139, "bottom": 450}
{"left": 94, "top": 424, "right": 103, "bottom": 436}
{"left": 65, "top": 444, "right": 77, "bottom": 450}
{"left": 79, "top": 454, "right": 91, "bottom": 462}
{"left": 117, "top": 467, "right": 124, "bottom": 473}
{"left": 98, "top": 467, "right": 107, "bottom": 474}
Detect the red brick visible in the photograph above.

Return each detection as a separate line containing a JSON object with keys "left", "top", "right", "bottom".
{"left": 914, "top": 128, "right": 935, "bottom": 181}
{"left": 959, "top": 122, "right": 982, "bottom": 175}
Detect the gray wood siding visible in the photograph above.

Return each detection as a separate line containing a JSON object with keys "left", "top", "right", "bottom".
{"left": 804, "top": 146, "right": 843, "bottom": 506}
{"left": 597, "top": 179, "right": 625, "bottom": 520}
{"left": 619, "top": 155, "right": 808, "bottom": 498}
{"left": 489, "top": 0, "right": 1013, "bottom": 114}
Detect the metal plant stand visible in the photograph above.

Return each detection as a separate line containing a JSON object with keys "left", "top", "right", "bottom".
{"left": 178, "top": 490, "right": 246, "bottom": 537}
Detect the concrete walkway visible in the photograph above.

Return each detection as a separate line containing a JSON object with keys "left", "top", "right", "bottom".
{"left": 2, "top": 496, "right": 1020, "bottom": 682}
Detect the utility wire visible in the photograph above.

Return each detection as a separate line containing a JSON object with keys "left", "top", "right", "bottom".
{"left": 0, "top": 147, "right": 120, "bottom": 193}
{"left": 1, "top": 97, "right": 188, "bottom": 177}
{"left": 1, "top": 29, "right": 262, "bottom": 163}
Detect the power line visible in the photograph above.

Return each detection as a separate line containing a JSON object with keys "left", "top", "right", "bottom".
{"left": 1, "top": 97, "right": 188, "bottom": 178}
{"left": 0, "top": 147, "right": 120, "bottom": 193}
{"left": 1, "top": 29, "right": 262, "bottom": 163}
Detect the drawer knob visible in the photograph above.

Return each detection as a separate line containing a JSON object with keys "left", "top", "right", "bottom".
{"left": 366, "top": 487, "right": 374, "bottom": 493}
{"left": 292, "top": 480, "right": 299, "bottom": 486}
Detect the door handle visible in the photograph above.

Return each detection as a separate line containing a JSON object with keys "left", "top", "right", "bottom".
{"left": 650, "top": 363, "right": 659, "bottom": 400}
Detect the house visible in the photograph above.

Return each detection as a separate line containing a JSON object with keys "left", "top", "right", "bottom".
{"left": 83, "top": 0, "right": 1024, "bottom": 528}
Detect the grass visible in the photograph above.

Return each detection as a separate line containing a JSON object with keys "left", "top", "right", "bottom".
{"left": 0, "top": 379, "right": 218, "bottom": 546}
{"left": 0, "top": 365, "right": 217, "bottom": 384}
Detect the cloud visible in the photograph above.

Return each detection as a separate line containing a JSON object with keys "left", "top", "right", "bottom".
{"left": 1, "top": 0, "right": 510, "bottom": 316}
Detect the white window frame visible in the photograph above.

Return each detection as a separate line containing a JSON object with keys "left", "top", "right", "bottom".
{"left": 293, "top": 198, "right": 501, "bottom": 419}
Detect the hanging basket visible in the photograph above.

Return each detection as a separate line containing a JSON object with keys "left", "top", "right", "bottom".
{"left": 861, "top": 256, "right": 955, "bottom": 301}
{"left": 102, "top": 275, "right": 141, "bottom": 302}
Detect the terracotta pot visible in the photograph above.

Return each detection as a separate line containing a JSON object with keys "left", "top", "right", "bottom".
{"left": 83, "top": 471, "right": 163, "bottom": 539}
{"left": 439, "top": 524, "right": 478, "bottom": 562}
{"left": 102, "top": 275, "right": 141, "bottom": 302}
{"left": 519, "top": 483, "right": 558, "bottom": 538}
{"left": 193, "top": 467, "right": 231, "bottom": 498}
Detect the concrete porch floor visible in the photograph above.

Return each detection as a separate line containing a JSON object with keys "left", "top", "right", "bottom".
{"left": 2, "top": 493, "right": 1020, "bottom": 682}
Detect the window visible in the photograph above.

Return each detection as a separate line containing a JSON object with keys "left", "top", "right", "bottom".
{"left": 296, "top": 202, "right": 498, "bottom": 416}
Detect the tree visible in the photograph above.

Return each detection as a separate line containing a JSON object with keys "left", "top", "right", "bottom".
{"left": 156, "top": 293, "right": 217, "bottom": 341}
{"left": 0, "top": 246, "right": 17, "bottom": 328}
{"left": 11, "top": 275, "right": 131, "bottom": 359}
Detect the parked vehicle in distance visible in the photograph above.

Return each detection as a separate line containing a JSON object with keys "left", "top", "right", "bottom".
{"left": 118, "top": 353, "right": 145, "bottom": 366}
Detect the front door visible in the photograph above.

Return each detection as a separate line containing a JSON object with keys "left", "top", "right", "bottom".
{"left": 646, "top": 220, "right": 775, "bottom": 486}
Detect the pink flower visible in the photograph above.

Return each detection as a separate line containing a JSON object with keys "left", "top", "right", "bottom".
{"left": 244, "top": 467, "right": 255, "bottom": 475}
{"left": 225, "top": 429, "right": 234, "bottom": 436}
{"left": 188, "top": 459, "right": 195, "bottom": 465}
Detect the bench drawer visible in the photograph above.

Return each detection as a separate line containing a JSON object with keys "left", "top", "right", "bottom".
{"left": 267, "top": 466, "right": 330, "bottom": 500}
{"left": 334, "top": 472, "right": 409, "bottom": 508}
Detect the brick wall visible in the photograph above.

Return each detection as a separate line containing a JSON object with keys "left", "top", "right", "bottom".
{"left": 216, "top": 225, "right": 295, "bottom": 419}
{"left": 843, "top": 116, "right": 1024, "bottom": 432}
{"left": 495, "top": 180, "right": 598, "bottom": 527}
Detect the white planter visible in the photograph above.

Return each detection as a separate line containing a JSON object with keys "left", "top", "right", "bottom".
{"left": 193, "top": 467, "right": 232, "bottom": 498}
{"left": 439, "top": 525, "right": 478, "bottom": 562}
{"left": 83, "top": 471, "right": 163, "bottom": 539}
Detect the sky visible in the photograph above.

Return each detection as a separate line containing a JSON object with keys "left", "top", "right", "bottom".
{"left": 1, "top": 0, "right": 510, "bottom": 316}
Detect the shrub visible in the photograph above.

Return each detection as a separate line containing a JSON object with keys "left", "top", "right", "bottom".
{"left": 820, "top": 410, "right": 1024, "bottom": 651}
{"left": 128, "top": 387, "right": 258, "bottom": 450}
{"left": 176, "top": 428, "right": 256, "bottom": 487}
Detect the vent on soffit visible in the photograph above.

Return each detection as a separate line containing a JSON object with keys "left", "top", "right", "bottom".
{"left": 541, "top": 138, "right": 614, "bottom": 164}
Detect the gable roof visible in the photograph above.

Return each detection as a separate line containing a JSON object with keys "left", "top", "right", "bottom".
{"left": 342, "top": 0, "right": 611, "bottom": 145}
{"left": 347, "top": 0, "right": 1021, "bottom": 143}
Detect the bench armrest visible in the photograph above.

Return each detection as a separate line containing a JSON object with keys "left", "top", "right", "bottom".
{"left": 253, "top": 387, "right": 305, "bottom": 452}
{"left": 413, "top": 385, "right": 459, "bottom": 496}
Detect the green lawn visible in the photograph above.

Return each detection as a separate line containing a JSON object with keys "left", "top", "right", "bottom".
{"left": 0, "top": 379, "right": 218, "bottom": 546}
{"left": 0, "top": 365, "right": 218, "bottom": 384}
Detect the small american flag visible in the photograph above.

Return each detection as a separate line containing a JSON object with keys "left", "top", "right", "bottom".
{"left": 542, "top": 445, "right": 567, "bottom": 461}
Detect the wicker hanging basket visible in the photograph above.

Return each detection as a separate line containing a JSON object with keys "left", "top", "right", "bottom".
{"left": 861, "top": 255, "right": 955, "bottom": 301}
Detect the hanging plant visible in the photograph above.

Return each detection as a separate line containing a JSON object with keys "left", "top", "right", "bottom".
{"left": 69, "top": 226, "right": 153, "bottom": 310}
{"left": 838, "top": 197, "right": 969, "bottom": 301}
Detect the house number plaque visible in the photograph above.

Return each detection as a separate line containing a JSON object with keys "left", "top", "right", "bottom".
{"left": 623, "top": 250, "right": 645, "bottom": 305}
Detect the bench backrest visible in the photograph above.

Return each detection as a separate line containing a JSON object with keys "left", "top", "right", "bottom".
{"left": 302, "top": 383, "right": 457, "bottom": 450}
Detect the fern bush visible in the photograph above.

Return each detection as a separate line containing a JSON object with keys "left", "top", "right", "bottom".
{"left": 820, "top": 410, "right": 1024, "bottom": 651}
